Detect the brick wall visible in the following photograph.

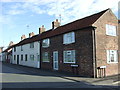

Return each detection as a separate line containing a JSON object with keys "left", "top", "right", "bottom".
{"left": 41, "top": 27, "right": 94, "bottom": 77}
{"left": 93, "top": 10, "right": 119, "bottom": 77}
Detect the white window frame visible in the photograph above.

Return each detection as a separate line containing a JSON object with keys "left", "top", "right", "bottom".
{"left": 63, "top": 50, "right": 76, "bottom": 63}
{"left": 21, "top": 45, "right": 23, "bottom": 51}
{"left": 30, "top": 42, "right": 34, "bottom": 48}
{"left": 42, "top": 38, "right": 50, "bottom": 48}
{"left": 106, "top": 24, "right": 117, "bottom": 36}
{"left": 30, "top": 55, "right": 34, "bottom": 61}
{"left": 63, "top": 32, "right": 75, "bottom": 44}
{"left": 42, "top": 52, "right": 49, "bottom": 62}
{"left": 107, "top": 50, "right": 118, "bottom": 63}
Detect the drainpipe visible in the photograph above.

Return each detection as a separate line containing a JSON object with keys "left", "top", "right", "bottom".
{"left": 39, "top": 41, "right": 42, "bottom": 69}
{"left": 92, "top": 27, "right": 97, "bottom": 78}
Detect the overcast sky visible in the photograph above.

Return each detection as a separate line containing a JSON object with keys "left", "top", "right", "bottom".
{"left": 0, "top": 0, "right": 119, "bottom": 48}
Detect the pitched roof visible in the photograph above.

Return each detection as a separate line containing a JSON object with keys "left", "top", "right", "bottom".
{"left": 14, "top": 9, "right": 109, "bottom": 47}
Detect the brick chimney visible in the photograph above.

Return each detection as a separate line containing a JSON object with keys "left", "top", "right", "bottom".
{"left": 29, "top": 32, "right": 34, "bottom": 38}
{"left": 52, "top": 19, "right": 60, "bottom": 29}
{"left": 9, "top": 41, "right": 14, "bottom": 46}
{"left": 0, "top": 47, "right": 3, "bottom": 53}
{"left": 39, "top": 25, "right": 45, "bottom": 34}
{"left": 21, "top": 35, "right": 26, "bottom": 40}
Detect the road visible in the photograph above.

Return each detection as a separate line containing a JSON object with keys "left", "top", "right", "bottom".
{"left": 0, "top": 62, "right": 119, "bottom": 89}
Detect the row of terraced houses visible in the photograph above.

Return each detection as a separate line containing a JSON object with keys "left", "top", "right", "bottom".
{"left": 1, "top": 9, "right": 120, "bottom": 78}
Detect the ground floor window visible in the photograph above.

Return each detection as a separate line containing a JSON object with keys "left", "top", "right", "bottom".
{"left": 42, "top": 52, "right": 49, "bottom": 62}
{"left": 107, "top": 50, "right": 118, "bottom": 63}
{"left": 25, "top": 54, "right": 27, "bottom": 61}
{"left": 63, "top": 50, "right": 75, "bottom": 63}
{"left": 14, "top": 55, "right": 16, "bottom": 60}
{"left": 30, "top": 55, "right": 34, "bottom": 61}
{"left": 21, "top": 55, "right": 23, "bottom": 61}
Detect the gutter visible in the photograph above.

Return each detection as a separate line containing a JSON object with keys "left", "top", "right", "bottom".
{"left": 92, "top": 27, "right": 97, "bottom": 78}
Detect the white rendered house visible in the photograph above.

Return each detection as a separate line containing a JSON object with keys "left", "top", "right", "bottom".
{"left": 12, "top": 33, "right": 41, "bottom": 68}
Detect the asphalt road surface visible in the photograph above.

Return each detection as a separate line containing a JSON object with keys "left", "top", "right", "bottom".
{"left": 0, "top": 62, "right": 119, "bottom": 89}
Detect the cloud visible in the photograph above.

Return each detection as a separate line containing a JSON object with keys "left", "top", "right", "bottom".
{"left": 2, "top": 0, "right": 119, "bottom": 24}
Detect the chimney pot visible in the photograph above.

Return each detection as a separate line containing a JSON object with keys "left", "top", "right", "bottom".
{"left": 39, "top": 25, "right": 45, "bottom": 34}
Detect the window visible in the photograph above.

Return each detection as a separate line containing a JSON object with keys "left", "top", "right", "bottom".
{"left": 25, "top": 54, "right": 27, "bottom": 61}
{"left": 30, "top": 42, "right": 34, "bottom": 48}
{"left": 63, "top": 32, "right": 75, "bottom": 44}
{"left": 14, "top": 47, "right": 16, "bottom": 52}
{"left": 42, "top": 52, "right": 49, "bottom": 62}
{"left": 30, "top": 55, "right": 34, "bottom": 60}
{"left": 106, "top": 24, "right": 117, "bottom": 36}
{"left": 42, "top": 38, "right": 50, "bottom": 47}
{"left": 63, "top": 50, "right": 75, "bottom": 63}
{"left": 14, "top": 55, "right": 16, "bottom": 60}
{"left": 21, "top": 46, "right": 23, "bottom": 51}
{"left": 107, "top": 50, "right": 118, "bottom": 63}
{"left": 21, "top": 55, "right": 23, "bottom": 61}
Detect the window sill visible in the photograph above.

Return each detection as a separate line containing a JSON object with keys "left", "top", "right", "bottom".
{"left": 64, "top": 62, "right": 75, "bottom": 64}
{"left": 63, "top": 42, "right": 75, "bottom": 45}
{"left": 42, "top": 61, "right": 50, "bottom": 63}
{"left": 106, "top": 34, "right": 117, "bottom": 37}
{"left": 42, "top": 46, "right": 49, "bottom": 48}
{"left": 107, "top": 62, "right": 118, "bottom": 64}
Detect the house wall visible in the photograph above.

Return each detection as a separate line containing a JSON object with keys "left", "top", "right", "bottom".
{"left": 0, "top": 53, "right": 2, "bottom": 61}
{"left": 41, "top": 28, "right": 94, "bottom": 77}
{"left": 12, "top": 41, "right": 40, "bottom": 68}
{"left": 118, "top": 22, "right": 120, "bottom": 75}
{"left": 93, "top": 10, "right": 119, "bottom": 77}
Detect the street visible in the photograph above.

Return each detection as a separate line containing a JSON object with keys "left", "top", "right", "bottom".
{"left": 0, "top": 62, "right": 119, "bottom": 89}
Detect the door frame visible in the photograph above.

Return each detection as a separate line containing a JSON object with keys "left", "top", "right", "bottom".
{"left": 53, "top": 51, "right": 59, "bottom": 70}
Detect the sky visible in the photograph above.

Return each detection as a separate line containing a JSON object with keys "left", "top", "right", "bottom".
{"left": 0, "top": 0, "right": 120, "bottom": 48}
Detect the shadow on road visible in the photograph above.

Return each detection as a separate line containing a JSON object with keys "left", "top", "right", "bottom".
{"left": 1, "top": 82, "right": 119, "bottom": 88}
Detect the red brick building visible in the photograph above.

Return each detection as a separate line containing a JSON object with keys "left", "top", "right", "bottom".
{"left": 40, "top": 9, "right": 119, "bottom": 78}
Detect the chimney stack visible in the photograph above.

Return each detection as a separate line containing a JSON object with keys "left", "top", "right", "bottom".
{"left": 0, "top": 47, "right": 3, "bottom": 53}
{"left": 52, "top": 19, "right": 60, "bottom": 29}
{"left": 29, "top": 32, "right": 34, "bottom": 38}
{"left": 21, "top": 35, "right": 26, "bottom": 40}
{"left": 39, "top": 25, "right": 45, "bottom": 34}
{"left": 9, "top": 41, "right": 14, "bottom": 46}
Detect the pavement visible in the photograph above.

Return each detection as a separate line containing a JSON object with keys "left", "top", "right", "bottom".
{"left": 1, "top": 62, "right": 120, "bottom": 88}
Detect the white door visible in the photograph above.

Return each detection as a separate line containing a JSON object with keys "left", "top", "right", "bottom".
{"left": 53, "top": 51, "right": 58, "bottom": 70}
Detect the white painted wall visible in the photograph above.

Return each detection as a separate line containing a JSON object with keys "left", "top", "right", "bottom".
{"left": 12, "top": 41, "right": 40, "bottom": 68}
{"left": 0, "top": 53, "right": 2, "bottom": 61}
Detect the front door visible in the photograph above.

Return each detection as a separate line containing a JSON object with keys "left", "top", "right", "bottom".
{"left": 17, "top": 55, "right": 19, "bottom": 64}
{"left": 53, "top": 51, "right": 59, "bottom": 70}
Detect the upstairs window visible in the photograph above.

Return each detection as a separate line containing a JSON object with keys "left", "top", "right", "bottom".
{"left": 14, "top": 47, "right": 16, "bottom": 52}
{"left": 42, "top": 38, "right": 50, "bottom": 48}
{"left": 63, "top": 32, "right": 75, "bottom": 44}
{"left": 30, "top": 42, "right": 34, "bottom": 48}
{"left": 63, "top": 50, "right": 76, "bottom": 63}
{"left": 42, "top": 52, "right": 49, "bottom": 62}
{"left": 106, "top": 24, "right": 117, "bottom": 36}
{"left": 30, "top": 55, "right": 34, "bottom": 60}
{"left": 21, "top": 45, "right": 23, "bottom": 51}
{"left": 107, "top": 50, "right": 118, "bottom": 63}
